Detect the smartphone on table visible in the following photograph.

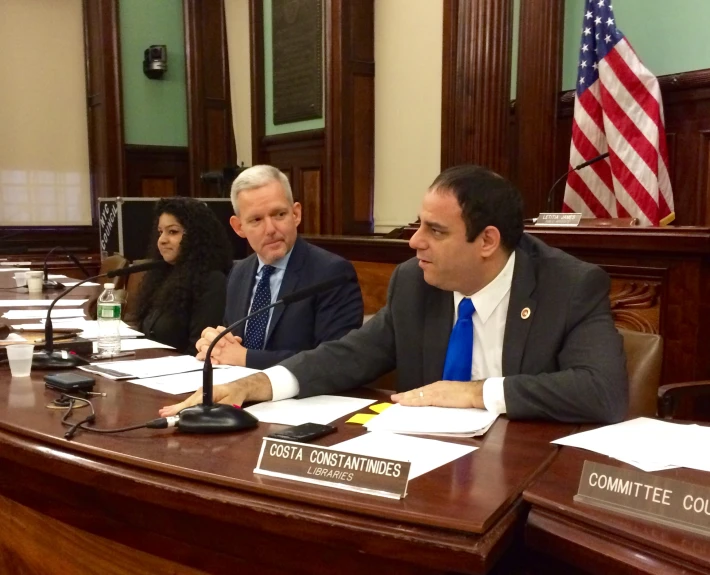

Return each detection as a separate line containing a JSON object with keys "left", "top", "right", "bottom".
{"left": 267, "top": 422, "right": 336, "bottom": 443}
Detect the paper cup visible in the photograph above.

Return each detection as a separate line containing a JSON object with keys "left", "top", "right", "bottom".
{"left": 26, "top": 271, "right": 44, "bottom": 293}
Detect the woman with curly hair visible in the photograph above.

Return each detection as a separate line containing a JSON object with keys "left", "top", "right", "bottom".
{"left": 135, "top": 197, "right": 233, "bottom": 354}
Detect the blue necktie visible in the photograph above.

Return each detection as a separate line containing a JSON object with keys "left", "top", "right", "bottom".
{"left": 243, "top": 265, "right": 276, "bottom": 350}
{"left": 442, "top": 298, "right": 475, "bottom": 381}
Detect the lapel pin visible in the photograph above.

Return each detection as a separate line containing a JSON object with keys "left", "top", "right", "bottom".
{"left": 521, "top": 307, "right": 531, "bottom": 320}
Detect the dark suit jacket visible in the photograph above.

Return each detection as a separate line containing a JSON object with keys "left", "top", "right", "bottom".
{"left": 280, "top": 234, "right": 629, "bottom": 424}
{"left": 224, "top": 237, "right": 364, "bottom": 370}
{"left": 140, "top": 270, "right": 227, "bottom": 355}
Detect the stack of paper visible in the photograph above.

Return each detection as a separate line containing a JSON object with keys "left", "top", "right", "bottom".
{"left": 364, "top": 404, "right": 498, "bottom": 438}
{"left": 3, "top": 309, "right": 85, "bottom": 319}
{"left": 12, "top": 318, "right": 143, "bottom": 339}
{"left": 90, "top": 338, "right": 175, "bottom": 354}
{"left": 2, "top": 299, "right": 88, "bottom": 307}
{"left": 333, "top": 431, "right": 477, "bottom": 480}
{"left": 552, "top": 417, "right": 710, "bottom": 473}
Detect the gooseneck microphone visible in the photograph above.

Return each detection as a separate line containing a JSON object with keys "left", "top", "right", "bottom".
{"left": 42, "top": 246, "right": 92, "bottom": 291}
{"left": 177, "top": 274, "right": 352, "bottom": 433}
{"left": 545, "top": 152, "right": 610, "bottom": 213}
{"left": 32, "top": 260, "right": 168, "bottom": 370}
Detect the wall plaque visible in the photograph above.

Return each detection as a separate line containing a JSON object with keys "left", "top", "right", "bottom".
{"left": 272, "top": 0, "right": 323, "bottom": 125}
{"left": 576, "top": 460, "right": 710, "bottom": 538}
{"left": 254, "top": 438, "right": 410, "bottom": 499}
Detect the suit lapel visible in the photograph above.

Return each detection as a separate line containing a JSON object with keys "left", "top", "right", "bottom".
{"left": 235, "top": 256, "right": 258, "bottom": 338}
{"left": 502, "top": 247, "right": 537, "bottom": 376}
{"left": 422, "top": 287, "right": 454, "bottom": 385}
{"left": 266, "top": 238, "right": 305, "bottom": 342}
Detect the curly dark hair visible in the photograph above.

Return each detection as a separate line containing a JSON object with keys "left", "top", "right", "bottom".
{"left": 136, "top": 197, "right": 233, "bottom": 321}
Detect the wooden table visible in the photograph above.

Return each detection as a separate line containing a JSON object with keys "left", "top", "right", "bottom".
{"left": 523, "top": 447, "right": 710, "bottom": 575}
{"left": 0, "top": 274, "right": 579, "bottom": 574}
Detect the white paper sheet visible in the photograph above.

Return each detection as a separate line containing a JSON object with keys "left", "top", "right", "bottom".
{"left": 12, "top": 319, "right": 142, "bottom": 339}
{"left": 60, "top": 281, "right": 101, "bottom": 287}
{"left": 47, "top": 274, "right": 68, "bottom": 279}
{"left": 80, "top": 354, "right": 211, "bottom": 380}
{"left": 3, "top": 309, "right": 86, "bottom": 319}
{"left": 333, "top": 431, "right": 477, "bottom": 480}
{"left": 0, "top": 268, "right": 30, "bottom": 273}
{"left": 0, "top": 299, "right": 88, "bottom": 307}
{"left": 244, "top": 396, "right": 377, "bottom": 426}
{"left": 1, "top": 262, "right": 32, "bottom": 266}
{"left": 128, "top": 365, "right": 258, "bottom": 395}
{"left": 364, "top": 404, "right": 498, "bottom": 437}
{"left": 551, "top": 418, "right": 710, "bottom": 472}
{"left": 91, "top": 338, "right": 175, "bottom": 353}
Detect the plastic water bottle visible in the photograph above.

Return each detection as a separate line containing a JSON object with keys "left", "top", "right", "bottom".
{"left": 96, "top": 283, "right": 121, "bottom": 356}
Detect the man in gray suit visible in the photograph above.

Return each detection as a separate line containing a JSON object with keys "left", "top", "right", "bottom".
{"left": 161, "top": 165, "right": 628, "bottom": 423}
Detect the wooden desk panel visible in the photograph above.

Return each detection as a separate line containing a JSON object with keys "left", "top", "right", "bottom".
{"left": 523, "top": 447, "right": 710, "bottom": 575}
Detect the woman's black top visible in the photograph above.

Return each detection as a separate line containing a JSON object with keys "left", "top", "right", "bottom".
{"left": 140, "top": 269, "right": 227, "bottom": 354}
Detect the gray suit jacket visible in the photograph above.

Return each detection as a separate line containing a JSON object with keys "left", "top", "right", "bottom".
{"left": 280, "top": 234, "right": 628, "bottom": 424}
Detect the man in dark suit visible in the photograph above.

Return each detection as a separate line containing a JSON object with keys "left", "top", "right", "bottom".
{"left": 165, "top": 165, "right": 627, "bottom": 423}
{"left": 194, "top": 165, "right": 363, "bottom": 370}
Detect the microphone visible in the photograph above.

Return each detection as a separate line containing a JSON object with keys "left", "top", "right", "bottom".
{"left": 177, "top": 273, "right": 352, "bottom": 433}
{"left": 32, "top": 260, "right": 168, "bottom": 369}
{"left": 42, "top": 246, "right": 92, "bottom": 291}
{"left": 545, "top": 152, "right": 610, "bottom": 213}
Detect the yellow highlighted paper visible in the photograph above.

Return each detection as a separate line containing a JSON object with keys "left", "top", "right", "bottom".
{"left": 369, "top": 402, "right": 393, "bottom": 414}
{"left": 346, "top": 413, "right": 376, "bottom": 425}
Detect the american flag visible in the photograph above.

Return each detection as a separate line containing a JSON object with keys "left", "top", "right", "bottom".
{"left": 562, "top": 0, "right": 675, "bottom": 226}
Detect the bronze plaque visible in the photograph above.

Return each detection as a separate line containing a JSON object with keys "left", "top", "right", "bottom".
{"left": 272, "top": 0, "right": 323, "bottom": 124}
{"left": 254, "top": 438, "right": 411, "bottom": 499}
{"left": 576, "top": 460, "right": 710, "bottom": 538}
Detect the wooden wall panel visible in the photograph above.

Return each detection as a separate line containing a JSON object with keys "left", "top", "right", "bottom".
{"left": 83, "top": 0, "right": 124, "bottom": 202}
{"left": 513, "top": 0, "right": 564, "bottom": 218}
{"left": 250, "top": 0, "right": 374, "bottom": 235}
{"left": 324, "top": 0, "right": 375, "bottom": 234}
{"left": 124, "top": 145, "right": 190, "bottom": 198}
{"left": 259, "top": 131, "right": 325, "bottom": 234}
{"left": 184, "top": 0, "right": 237, "bottom": 197}
{"left": 441, "top": 0, "right": 513, "bottom": 175}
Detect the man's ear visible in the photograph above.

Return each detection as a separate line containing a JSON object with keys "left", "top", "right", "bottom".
{"left": 479, "top": 226, "right": 501, "bottom": 258}
{"left": 230, "top": 215, "right": 246, "bottom": 238}
{"left": 292, "top": 202, "right": 302, "bottom": 227}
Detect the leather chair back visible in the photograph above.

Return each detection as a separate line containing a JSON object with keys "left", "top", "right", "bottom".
{"left": 121, "top": 259, "right": 150, "bottom": 324}
{"left": 99, "top": 254, "right": 129, "bottom": 289}
{"left": 619, "top": 328, "right": 663, "bottom": 418}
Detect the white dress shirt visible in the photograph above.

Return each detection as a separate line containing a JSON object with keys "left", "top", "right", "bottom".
{"left": 264, "top": 253, "right": 515, "bottom": 412}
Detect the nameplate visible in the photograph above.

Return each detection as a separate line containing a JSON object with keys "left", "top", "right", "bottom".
{"left": 535, "top": 212, "right": 582, "bottom": 226}
{"left": 575, "top": 461, "right": 710, "bottom": 538}
{"left": 254, "top": 438, "right": 410, "bottom": 499}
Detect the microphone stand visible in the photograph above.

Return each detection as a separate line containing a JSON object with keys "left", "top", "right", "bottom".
{"left": 178, "top": 274, "right": 350, "bottom": 433}
{"left": 545, "top": 152, "right": 610, "bottom": 213}
{"left": 32, "top": 260, "right": 168, "bottom": 369}
{"left": 43, "top": 246, "right": 92, "bottom": 291}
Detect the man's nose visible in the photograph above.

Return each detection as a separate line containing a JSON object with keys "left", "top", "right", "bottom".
{"left": 409, "top": 227, "right": 425, "bottom": 250}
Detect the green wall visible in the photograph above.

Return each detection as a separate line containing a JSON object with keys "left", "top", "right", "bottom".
{"left": 562, "top": 0, "right": 710, "bottom": 90}
{"left": 120, "top": 0, "right": 188, "bottom": 146}
{"left": 263, "top": 0, "right": 324, "bottom": 136}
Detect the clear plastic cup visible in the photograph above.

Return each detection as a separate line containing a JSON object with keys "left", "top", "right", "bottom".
{"left": 13, "top": 272, "right": 27, "bottom": 287}
{"left": 6, "top": 343, "right": 35, "bottom": 377}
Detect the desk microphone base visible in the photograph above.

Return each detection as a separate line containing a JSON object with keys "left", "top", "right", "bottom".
{"left": 177, "top": 403, "right": 258, "bottom": 433}
{"left": 32, "top": 351, "right": 86, "bottom": 370}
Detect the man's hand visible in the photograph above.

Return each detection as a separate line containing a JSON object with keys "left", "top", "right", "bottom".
{"left": 195, "top": 326, "right": 247, "bottom": 366}
{"left": 391, "top": 380, "right": 485, "bottom": 409}
{"left": 159, "top": 373, "right": 274, "bottom": 417}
